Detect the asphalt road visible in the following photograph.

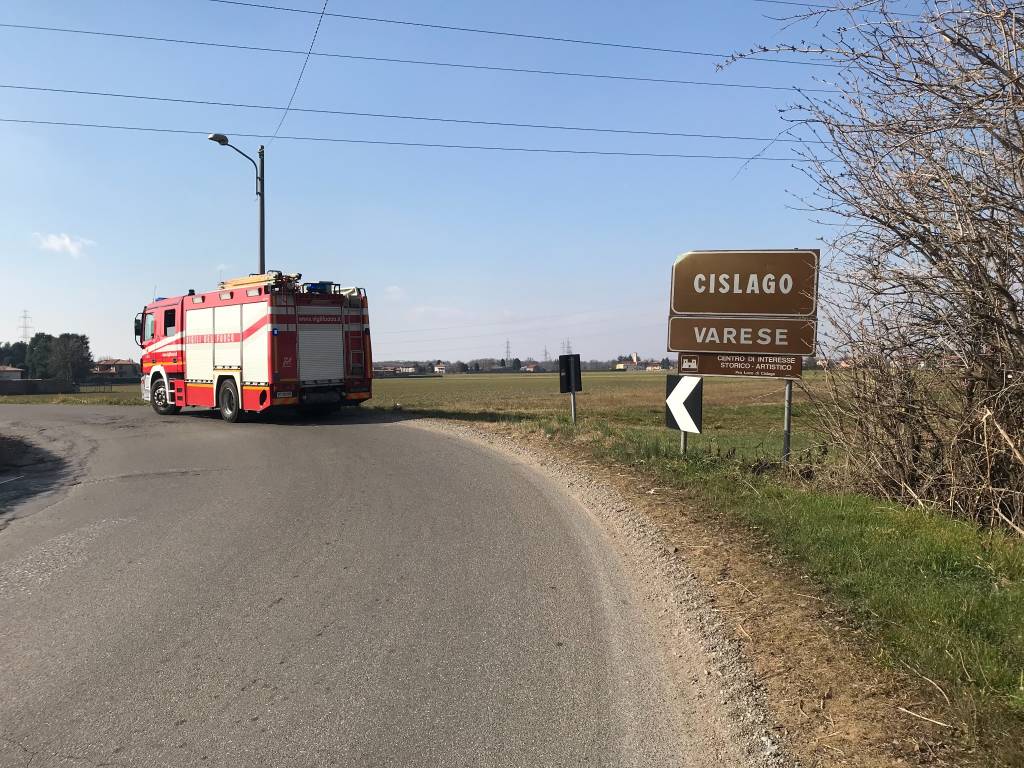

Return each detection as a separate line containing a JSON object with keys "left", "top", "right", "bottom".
{"left": 0, "top": 406, "right": 689, "bottom": 767}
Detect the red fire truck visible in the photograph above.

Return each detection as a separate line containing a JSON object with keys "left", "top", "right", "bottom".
{"left": 135, "top": 272, "right": 372, "bottom": 421}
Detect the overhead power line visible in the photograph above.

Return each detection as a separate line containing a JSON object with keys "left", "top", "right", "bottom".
{"left": 0, "top": 83, "right": 820, "bottom": 144}
{"left": 206, "top": 0, "right": 838, "bottom": 67}
{"left": 0, "top": 116, "right": 811, "bottom": 161}
{"left": 269, "top": 0, "right": 328, "bottom": 141}
{"left": 0, "top": 23, "right": 833, "bottom": 93}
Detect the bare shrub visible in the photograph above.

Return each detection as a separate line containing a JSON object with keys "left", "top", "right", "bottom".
{"left": 737, "top": 1, "right": 1024, "bottom": 531}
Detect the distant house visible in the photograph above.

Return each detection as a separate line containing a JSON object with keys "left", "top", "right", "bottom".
{"left": 520, "top": 363, "right": 544, "bottom": 373}
{"left": 0, "top": 365, "right": 24, "bottom": 381}
{"left": 92, "top": 358, "right": 140, "bottom": 378}
{"left": 614, "top": 356, "right": 661, "bottom": 372}
{"left": 373, "top": 365, "right": 423, "bottom": 377}
{"left": 434, "top": 363, "right": 446, "bottom": 375}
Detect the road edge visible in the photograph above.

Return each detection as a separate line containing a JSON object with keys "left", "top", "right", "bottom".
{"left": 0, "top": 416, "right": 93, "bottom": 529}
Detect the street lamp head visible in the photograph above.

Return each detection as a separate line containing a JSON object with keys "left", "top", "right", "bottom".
{"left": 208, "top": 133, "right": 230, "bottom": 146}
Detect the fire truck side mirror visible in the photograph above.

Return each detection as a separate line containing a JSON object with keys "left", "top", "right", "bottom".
{"left": 134, "top": 313, "right": 143, "bottom": 347}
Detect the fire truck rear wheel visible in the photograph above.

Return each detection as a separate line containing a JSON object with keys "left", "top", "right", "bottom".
{"left": 151, "top": 377, "right": 181, "bottom": 416}
{"left": 218, "top": 379, "right": 242, "bottom": 423}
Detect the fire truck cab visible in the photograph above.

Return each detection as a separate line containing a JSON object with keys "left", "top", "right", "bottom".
{"left": 135, "top": 272, "right": 372, "bottom": 422}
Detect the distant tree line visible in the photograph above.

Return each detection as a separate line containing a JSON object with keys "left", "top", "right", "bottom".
{"left": 377, "top": 356, "right": 674, "bottom": 373}
{"left": 0, "top": 332, "right": 94, "bottom": 382}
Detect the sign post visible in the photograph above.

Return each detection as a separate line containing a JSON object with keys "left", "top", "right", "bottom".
{"left": 783, "top": 380, "right": 793, "bottom": 460}
{"left": 667, "top": 249, "right": 819, "bottom": 461}
{"left": 559, "top": 354, "right": 582, "bottom": 425}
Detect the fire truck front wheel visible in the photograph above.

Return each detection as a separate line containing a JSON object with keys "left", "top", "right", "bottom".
{"left": 151, "top": 377, "right": 181, "bottom": 416}
{"left": 218, "top": 379, "right": 242, "bottom": 423}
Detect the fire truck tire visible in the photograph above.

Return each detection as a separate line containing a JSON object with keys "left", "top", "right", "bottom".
{"left": 151, "top": 377, "right": 181, "bottom": 416}
{"left": 218, "top": 379, "right": 242, "bottom": 423}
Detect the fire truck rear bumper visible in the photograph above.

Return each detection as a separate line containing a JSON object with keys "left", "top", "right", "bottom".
{"left": 276, "top": 385, "right": 372, "bottom": 407}
{"left": 299, "top": 388, "right": 342, "bottom": 406}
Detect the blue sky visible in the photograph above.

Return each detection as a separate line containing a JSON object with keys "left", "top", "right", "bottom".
{"left": 0, "top": 0, "right": 829, "bottom": 362}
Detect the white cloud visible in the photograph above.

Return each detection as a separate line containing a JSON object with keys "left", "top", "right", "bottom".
{"left": 383, "top": 285, "right": 406, "bottom": 301}
{"left": 33, "top": 232, "right": 95, "bottom": 258}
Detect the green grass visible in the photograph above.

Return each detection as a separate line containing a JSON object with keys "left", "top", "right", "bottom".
{"left": 369, "top": 372, "right": 1023, "bottom": 759}
{"left": 591, "top": 424, "right": 1023, "bottom": 720}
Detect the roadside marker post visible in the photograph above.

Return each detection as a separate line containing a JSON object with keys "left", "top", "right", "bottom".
{"left": 665, "top": 374, "right": 703, "bottom": 456}
{"left": 559, "top": 354, "right": 582, "bottom": 425}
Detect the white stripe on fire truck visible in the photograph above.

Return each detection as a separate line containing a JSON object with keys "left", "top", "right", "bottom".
{"left": 145, "top": 332, "right": 183, "bottom": 354}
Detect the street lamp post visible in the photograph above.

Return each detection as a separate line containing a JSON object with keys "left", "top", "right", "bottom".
{"left": 208, "top": 133, "right": 266, "bottom": 274}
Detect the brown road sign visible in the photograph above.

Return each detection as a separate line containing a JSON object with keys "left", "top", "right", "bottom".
{"left": 678, "top": 353, "right": 802, "bottom": 379}
{"left": 668, "top": 316, "right": 816, "bottom": 355}
{"left": 670, "top": 249, "right": 818, "bottom": 317}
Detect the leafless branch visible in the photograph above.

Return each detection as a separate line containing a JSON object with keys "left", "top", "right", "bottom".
{"left": 733, "top": 1, "right": 1024, "bottom": 532}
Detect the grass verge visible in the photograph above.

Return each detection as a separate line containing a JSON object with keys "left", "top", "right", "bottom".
{"left": 575, "top": 420, "right": 1024, "bottom": 758}
{"left": 0, "top": 384, "right": 143, "bottom": 406}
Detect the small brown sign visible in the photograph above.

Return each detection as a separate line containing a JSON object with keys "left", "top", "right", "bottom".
{"left": 668, "top": 316, "right": 816, "bottom": 355}
{"left": 671, "top": 249, "right": 818, "bottom": 317}
{"left": 679, "top": 353, "right": 802, "bottom": 379}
